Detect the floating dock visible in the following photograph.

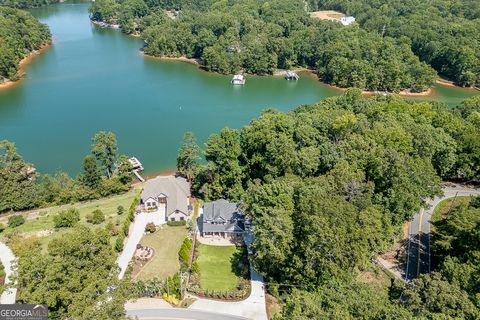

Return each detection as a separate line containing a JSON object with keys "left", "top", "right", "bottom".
{"left": 285, "top": 70, "right": 299, "bottom": 80}
{"left": 231, "top": 74, "right": 245, "bottom": 85}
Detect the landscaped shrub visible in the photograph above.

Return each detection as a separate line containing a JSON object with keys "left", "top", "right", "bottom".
{"left": 191, "top": 261, "right": 199, "bottom": 273}
{"left": 122, "top": 219, "right": 130, "bottom": 236}
{"left": 53, "top": 209, "right": 80, "bottom": 228}
{"left": 115, "top": 233, "right": 125, "bottom": 252}
{"left": 135, "top": 278, "right": 164, "bottom": 297}
{"left": 117, "top": 205, "right": 124, "bottom": 215}
{"left": 145, "top": 222, "right": 156, "bottom": 233}
{"left": 167, "top": 220, "right": 186, "bottom": 227}
{"left": 178, "top": 238, "right": 192, "bottom": 271}
{"left": 86, "top": 209, "right": 105, "bottom": 224}
{"left": 8, "top": 215, "right": 25, "bottom": 228}
{"left": 0, "top": 223, "right": 4, "bottom": 233}
{"left": 164, "top": 273, "right": 181, "bottom": 298}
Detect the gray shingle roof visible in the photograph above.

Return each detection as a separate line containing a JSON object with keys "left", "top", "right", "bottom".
{"left": 141, "top": 176, "right": 190, "bottom": 216}
{"left": 202, "top": 199, "right": 244, "bottom": 234}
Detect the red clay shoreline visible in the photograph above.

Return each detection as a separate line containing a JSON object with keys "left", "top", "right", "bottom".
{"left": 0, "top": 42, "right": 52, "bottom": 90}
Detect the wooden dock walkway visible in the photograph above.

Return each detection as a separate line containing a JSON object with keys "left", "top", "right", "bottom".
{"left": 129, "top": 157, "right": 145, "bottom": 182}
{"left": 132, "top": 170, "right": 145, "bottom": 182}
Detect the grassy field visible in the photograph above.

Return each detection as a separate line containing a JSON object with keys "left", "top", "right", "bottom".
{"left": 1, "top": 190, "right": 140, "bottom": 250}
{"left": 196, "top": 244, "right": 242, "bottom": 291}
{"left": 431, "top": 196, "right": 473, "bottom": 224}
{"left": 135, "top": 225, "right": 188, "bottom": 280}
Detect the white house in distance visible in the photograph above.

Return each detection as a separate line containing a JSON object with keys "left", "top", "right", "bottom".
{"left": 339, "top": 16, "right": 355, "bottom": 26}
{"left": 140, "top": 175, "right": 192, "bottom": 222}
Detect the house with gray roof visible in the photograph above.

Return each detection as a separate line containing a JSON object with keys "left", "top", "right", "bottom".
{"left": 140, "top": 175, "right": 191, "bottom": 221}
{"left": 202, "top": 199, "right": 245, "bottom": 239}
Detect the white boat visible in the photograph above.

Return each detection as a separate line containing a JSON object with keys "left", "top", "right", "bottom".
{"left": 231, "top": 74, "right": 245, "bottom": 85}
{"left": 285, "top": 70, "right": 299, "bottom": 80}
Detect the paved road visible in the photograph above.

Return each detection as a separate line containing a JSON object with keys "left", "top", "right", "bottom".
{"left": 0, "top": 242, "right": 17, "bottom": 304}
{"left": 118, "top": 208, "right": 166, "bottom": 279}
{"left": 126, "top": 308, "right": 248, "bottom": 320}
{"left": 405, "top": 186, "right": 480, "bottom": 280}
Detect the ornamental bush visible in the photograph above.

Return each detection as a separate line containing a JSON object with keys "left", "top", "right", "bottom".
{"left": 53, "top": 209, "right": 79, "bottom": 228}
{"left": 86, "top": 209, "right": 105, "bottom": 224}
{"left": 167, "top": 220, "right": 186, "bottom": 227}
{"left": 145, "top": 222, "right": 156, "bottom": 233}
{"left": 8, "top": 215, "right": 25, "bottom": 228}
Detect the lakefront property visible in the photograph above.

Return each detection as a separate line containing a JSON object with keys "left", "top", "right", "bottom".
{"left": 201, "top": 199, "right": 245, "bottom": 240}
{"left": 140, "top": 175, "right": 192, "bottom": 221}
{"left": 1, "top": 0, "right": 479, "bottom": 319}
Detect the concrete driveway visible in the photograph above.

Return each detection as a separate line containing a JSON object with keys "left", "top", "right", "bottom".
{"left": 405, "top": 185, "right": 480, "bottom": 280}
{"left": 0, "top": 242, "right": 17, "bottom": 304}
{"left": 118, "top": 207, "right": 166, "bottom": 279}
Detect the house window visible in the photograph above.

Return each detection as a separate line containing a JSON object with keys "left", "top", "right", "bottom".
{"left": 180, "top": 217, "right": 185, "bottom": 221}
{"left": 170, "top": 218, "right": 175, "bottom": 221}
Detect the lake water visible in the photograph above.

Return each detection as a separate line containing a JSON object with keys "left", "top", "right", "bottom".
{"left": 0, "top": 2, "right": 477, "bottom": 177}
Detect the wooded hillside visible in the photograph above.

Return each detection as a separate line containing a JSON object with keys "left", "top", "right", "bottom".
{"left": 179, "top": 92, "right": 480, "bottom": 318}
{"left": 0, "top": 7, "right": 51, "bottom": 83}
{"left": 90, "top": 0, "right": 440, "bottom": 92}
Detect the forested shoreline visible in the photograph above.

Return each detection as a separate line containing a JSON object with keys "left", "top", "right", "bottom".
{"left": 89, "top": 0, "right": 441, "bottom": 92}
{"left": 0, "top": 7, "right": 51, "bottom": 84}
{"left": 0, "top": 132, "right": 133, "bottom": 213}
{"left": 0, "top": 0, "right": 59, "bottom": 9}
{"left": 89, "top": 0, "right": 479, "bottom": 92}
{"left": 178, "top": 93, "right": 480, "bottom": 318}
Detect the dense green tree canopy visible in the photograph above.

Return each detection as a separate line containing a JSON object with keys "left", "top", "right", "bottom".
{"left": 0, "top": 132, "right": 133, "bottom": 213}
{"left": 182, "top": 91, "right": 480, "bottom": 317}
{"left": 310, "top": 0, "right": 480, "bottom": 87}
{"left": 0, "top": 0, "right": 59, "bottom": 8}
{"left": 0, "top": 7, "right": 51, "bottom": 83}
{"left": 16, "top": 226, "right": 132, "bottom": 319}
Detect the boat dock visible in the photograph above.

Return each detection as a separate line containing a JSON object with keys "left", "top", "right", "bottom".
{"left": 231, "top": 72, "right": 246, "bottom": 85}
{"left": 128, "top": 157, "right": 145, "bottom": 182}
{"left": 285, "top": 70, "right": 299, "bottom": 80}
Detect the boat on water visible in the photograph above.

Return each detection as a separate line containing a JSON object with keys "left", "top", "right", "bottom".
{"left": 231, "top": 74, "right": 245, "bottom": 85}
{"left": 285, "top": 70, "right": 299, "bottom": 80}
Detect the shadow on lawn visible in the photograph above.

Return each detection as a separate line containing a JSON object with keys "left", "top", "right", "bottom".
{"left": 230, "top": 245, "right": 250, "bottom": 279}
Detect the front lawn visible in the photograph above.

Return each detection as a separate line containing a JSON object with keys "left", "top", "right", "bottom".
{"left": 196, "top": 244, "right": 245, "bottom": 291}
{"left": 135, "top": 225, "right": 188, "bottom": 280}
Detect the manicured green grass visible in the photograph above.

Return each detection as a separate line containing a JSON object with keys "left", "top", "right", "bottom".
{"left": 196, "top": 244, "right": 241, "bottom": 291}
{"left": 135, "top": 225, "right": 188, "bottom": 280}
{"left": 431, "top": 196, "right": 472, "bottom": 224}
{"left": 2, "top": 190, "right": 140, "bottom": 250}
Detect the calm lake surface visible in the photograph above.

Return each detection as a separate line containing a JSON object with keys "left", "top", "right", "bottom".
{"left": 0, "top": 2, "right": 477, "bottom": 176}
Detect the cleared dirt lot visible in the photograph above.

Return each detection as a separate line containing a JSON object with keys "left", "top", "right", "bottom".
{"left": 310, "top": 10, "right": 345, "bottom": 21}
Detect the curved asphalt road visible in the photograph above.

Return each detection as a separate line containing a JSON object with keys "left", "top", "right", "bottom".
{"left": 126, "top": 308, "right": 248, "bottom": 320}
{"left": 405, "top": 185, "right": 480, "bottom": 280}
